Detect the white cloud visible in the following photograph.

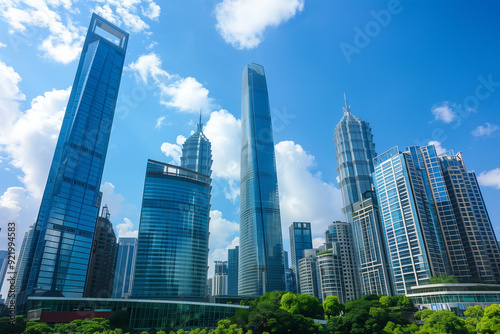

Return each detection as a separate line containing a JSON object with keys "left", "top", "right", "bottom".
{"left": 0, "top": 1, "right": 85, "bottom": 64}
{"left": 204, "top": 109, "right": 241, "bottom": 180}
{"left": 275, "top": 141, "right": 344, "bottom": 238}
{"left": 146, "top": 41, "right": 158, "bottom": 50}
{"left": 312, "top": 237, "right": 324, "bottom": 249}
{"left": 0, "top": 187, "right": 39, "bottom": 243}
{"left": 215, "top": 0, "right": 304, "bottom": 49}
{"left": 128, "top": 53, "right": 216, "bottom": 114}
{"left": 142, "top": 0, "right": 161, "bottom": 20}
{"left": 160, "top": 136, "right": 183, "bottom": 164}
{"left": 0, "top": 42, "right": 6, "bottom": 48}
{"left": 472, "top": 123, "right": 499, "bottom": 137}
{"left": 115, "top": 217, "right": 138, "bottom": 237}
{"left": 477, "top": 168, "right": 500, "bottom": 190}
{"left": 93, "top": 0, "right": 161, "bottom": 33}
{"left": 431, "top": 102, "right": 457, "bottom": 123}
{"left": 155, "top": 116, "right": 166, "bottom": 129}
{"left": 208, "top": 236, "right": 239, "bottom": 277}
{"left": 428, "top": 140, "right": 447, "bottom": 155}
{"left": 209, "top": 210, "right": 239, "bottom": 248}
{"left": 100, "top": 182, "right": 125, "bottom": 217}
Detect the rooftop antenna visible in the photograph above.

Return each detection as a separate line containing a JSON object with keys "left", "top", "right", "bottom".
{"left": 197, "top": 109, "right": 203, "bottom": 132}
{"left": 342, "top": 92, "right": 351, "bottom": 114}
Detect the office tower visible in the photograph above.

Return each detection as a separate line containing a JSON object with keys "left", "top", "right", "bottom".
{"left": 333, "top": 96, "right": 392, "bottom": 296}
{"left": 132, "top": 160, "right": 211, "bottom": 299}
{"left": 439, "top": 152, "right": 500, "bottom": 282}
{"left": 227, "top": 246, "right": 239, "bottom": 295}
{"left": 317, "top": 244, "right": 344, "bottom": 302}
{"left": 181, "top": 115, "right": 212, "bottom": 176}
{"left": 213, "top": 261, "right": 228, "bottom": 296}
{"left": 289, "top": 222, "right": 313, "bottom": 293}
{"left": 9, "top": 225, "right": 34, "bottom": 308}
{"left": 373, "top": 147, "right": 450, "bottom": 295}
{"left": 325, "top": 221, "right": 360, "bottom": 301}
{"left": 17, "top": 14, "right": 128, "bottom": 305}
{"left": 112, "top": 237, "right": 137, "bottom": 298}
{"left": 0, "top": 251, "right": 7, "bottom": 296}
{"left": 239, "top": 63, "right": 285, "bottom": 295}
{"left": 84, "top": 205, "right": 117, "bottom": 298}
{"left": 298, "top": 249, "right": 321, "bottom": 299}
{"left": 206, "top": 278, "right": 213, "bottom": 297}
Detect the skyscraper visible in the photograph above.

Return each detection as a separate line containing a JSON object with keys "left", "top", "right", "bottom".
{"left": 239, "top": 63, "right": 285, "bottom": 295}
{"left": 181, "top": 115, "right": 212, "bottom": 176}
{"left": 373, "top": 147, "right": 450, "bottom": 294}
{"left": 84, "top": 205, "right": 117, "bottom": 298}
{"left": 317, "top": 245, "right": 344, "bottom": 302}
{"left": 112, "top": 237, "right": 137, "bottom": 299}
{"left": 18, "top": 14, "right": 128, "bottom": 305}
{"left": 325, "top": 221, "right": 360, "bottom": 301}
{"left": 212, "top": 261, "right": 228, "bottom": 296}
{"left": 227, "top": 246, "right": 239, "bottom": 295}
{"left": 439, "top": 152, "right": 500, "bottom": 282}
{"left": 334, "top": 96, "right": 392, "bottom": 296}
{"left": 298, "top": 249, "right": 321, "bottom": 300}
{"left": 289, "top": 222, "right": 313, "bottom": 293}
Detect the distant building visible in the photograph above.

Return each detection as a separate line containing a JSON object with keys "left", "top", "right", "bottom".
{"left": 239, "top": 63, "right": 285, "bottom": 295}
{"left": 289, "top": 222, "right": 313, "bottom": 293}
{"left": 227, "top": 247, "right": 239, "bottom": 295}
{"left": 9, "top": 225, "right": 35, "bottom": 308}
{"left": 325, "top": 221, "right": 360, "bottom": 301}
{"left": 298, "top": 249, "right": 321, "bottom": 300}
{"left": 213, "top": 261, "right": 228, "bottom": 296}
{"left": 112, "top": 237, "right": 137, "bottom": 299}
{"left": 317, "top": 245, "right": 344, "bottom": 302}
{"left": 84, "top": 205, "right": 117, "bottom": 298}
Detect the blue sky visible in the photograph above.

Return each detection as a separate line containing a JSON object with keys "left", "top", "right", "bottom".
{"left": 0, "top": 0, "right": 499, "bottom": 286}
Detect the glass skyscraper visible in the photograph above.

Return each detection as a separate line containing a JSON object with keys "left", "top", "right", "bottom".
{"left": 289, "top": 222, "right": 313, "bottom": 293}
{"left": 112, "top": 237, "right": 137, "bottom": 299}
{"left": 373, "top": 147, "right": 450, "bottom": 295}
{"left": 17, "top": 14, "right": 128, "bottom": 306}
{"left": 239, "top": 63, "right": 285, "bottom": 295}
{"left": 180, "top": 116, "right": 212, "bottom": 176}
{"left": 227, "top": 246, "right": 239, "bottom": 295}
{"left": 333, "top": 96, "right": 392, "bottom": 296}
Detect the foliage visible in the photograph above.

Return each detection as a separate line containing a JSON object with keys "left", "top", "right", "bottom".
{"left": 280, "top": 292, "right": 324, "bottom": 319}
{"left": 317, "top": 251, "right": 333, "bottom": 256}
{"left": 429, "top": 274, "right": 459, "bottom": 284}
{"left": 396, "top": 296, "right": 414, "bottom": 310}
{"left": 464, "top": 305, "right": 483, "bottom": 330}
{"left": 476, "top": 304, "right": 500, "bottom": 334}
{"left": 414, "top": 309, "right": 434, "bottom": 320}
{"left": 417, "top": 310, "right": 469, "bottom": 334}
{"left": 0, "top": 315, "right": 26, "bottom": 334}
{"left": 383, "top": 321, "right": 419, "bottom": 334}
{"left": 323, "top": 295, "right": 345, "bottom": 318}
{"left": 22, "top": 322, "right": 54, "bottom": 334}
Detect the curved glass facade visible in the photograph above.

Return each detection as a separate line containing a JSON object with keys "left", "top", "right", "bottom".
{"left": 19, "top": 14, "right": 128, "bottom": 304}
{"left": 132, "top": 161, "right": 211, "bottom": 299}
{"left": 239, "top": 63, "right": 285, "bottom": 295}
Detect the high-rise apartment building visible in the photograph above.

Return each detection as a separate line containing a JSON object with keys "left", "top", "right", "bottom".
{"left": 373, "top": 147, "right": 450, "bottom": 294}
{"left": 227, "top": 246, "right": 239, "bottom": 295}
{"left": 298, "top": 249, "right": 321, "bottom": 300}
{"left": 439, "top": 152, "right": 500, "bottom": 282}
{"left": 334, "top": 96, "right": 392, "bottom": 296}
{"left": 317, "top": 244, "right": 344, "bottom": 302}
{"left": 213, "top": 261, "right": 228, "bottom": 296}
{"left": 239, "top": 63, "right": 285, "bottom": 295}
{"left": 17, "top": 14, "right": 128, "bottom": 307}
{"left": 84, "top": 206, "right": 117, "bottom": 298}
{"left": 289, "top": 222, "right": 313, "bottom": 293}
{"left": 112, "top": 237, "right": 137, "bottom": 299}
{"left": 325, "top": 221, "right": 360, "bottom": 301}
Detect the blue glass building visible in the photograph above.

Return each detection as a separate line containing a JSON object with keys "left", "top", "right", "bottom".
{"left": 180, "top": 116, "right": 212, "bottom": 176}
{"left": 333, "top": 96, "right": 392, "bottom": 296}
{"left": 112, "top": 237, "right": 137, "bottom": 299}
{"left": 373, "top": 147, "right": 451, "bottom": 294}
{"left": 227, "top": 246, "right": 239, "bottom": 295}
{"left": 18, "top": 14, "right": 128, "bottom": 305}
{"left": 239, "top": 63, "right": 285, "bottom": 295}
{"left": 289, "top": 222, "right": 313, "bottom": 293}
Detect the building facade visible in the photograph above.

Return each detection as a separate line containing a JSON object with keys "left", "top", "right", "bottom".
{"left": 239, "top": 63, "right": 285, "bottom": 295}
{"left": 439, "top": 152, "right": 500, "bottom": 282}
{"left": 317, "top": 246, "right": 344, "bottom": 302}
{"left": 373, "top": 147, "right": 450, "bottom": 295}
{"left": 298, "top": 249, "right": 321, "bottom": 300}
{"left": 17, "top": 14, "right": 128, "bottom": 307}
{"left": 325, "top": 221, "right": 360, "bottom": 301}
{"left": 333, "top": 96, "right": 392, "bottom": 297}
{"left": 289, "top": 222, "right": 313, "bottom": 293}
{"left": 131, "top": 161, "right": 211, "bottom": 300}
{"left": 112, "top": 237, "right": 137, "bottom": 299}
{"left": 227, "top": 247, "right": 239, "bottom": 295}
{"left": 212, "top": 261, "right": 228, "bottom": 296}
{"left": 84, "top": 206, "right": 117, "bottom": 298}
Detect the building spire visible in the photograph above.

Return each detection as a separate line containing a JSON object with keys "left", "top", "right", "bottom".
{"left": 197, "top": 109, "right": 203, "bottom": 132}
{"left": 342, "top": 93, "right": 351, "bottom": 114}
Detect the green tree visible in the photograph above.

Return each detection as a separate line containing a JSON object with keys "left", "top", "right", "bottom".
{"left": 383, "top": 321, "right": 419, "bottom": 334}
{"left": 109, "top": 310, "right": 130, "bottom": 329}
{"left": 414, "top": 309, "right": 434, "bottom": 320}
{"left": 429, "top": 274, "right": 458, "bottom": 284}
{"left": 464, "top": 305, "right": 483, "bottom": 332}
{"left": 418, "top": 310, "right": 468, "bottom": 334}
{"left": 280, "top": 292, "right": 324, "bottom": 319}
{"left": 380, "top": 296, "right": 392, "bottom": 308}
{"left": 476, "top": 304, "right": 500, "bottom": 334}
{"left": 0, "top": 315, "right": 26, "bottom": 334}
{"left": 396, "top": 296, "right": 414, "bottom": 310}
{"left": 22, "top": 322, "right": 54, "bottom": 334}
{"left": 323, "top": 295, "right": 345, "bottom": 318}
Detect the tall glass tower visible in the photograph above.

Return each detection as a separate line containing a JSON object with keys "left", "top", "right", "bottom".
{"left": 181, "top": 115, "right": 212, "bottom": 176}
{"left": 112, "top": 237, "right": 137, "bottom": 299}
{"left": 333, "top": 96, "right": 392, "bottom": 296}
{"left": 239, "top": 63, "right": 285, "bottom": 295}
{"left": 18, "top": 14, "right": 128, "bottom": 305}
{"left": 289, "top": 222, "right": 313, "bottom": 293}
